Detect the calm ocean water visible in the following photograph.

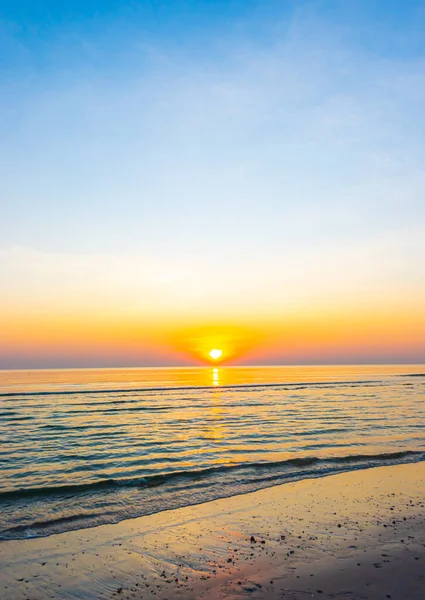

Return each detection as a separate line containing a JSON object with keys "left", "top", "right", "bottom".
{"left": 1, "top": 365, "right": 424, "bottom": 541}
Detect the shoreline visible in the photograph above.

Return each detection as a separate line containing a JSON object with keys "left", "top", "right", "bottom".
{"left": 1, "top": 462, "right": 425, "bottom": 599}
{"left": 2, "top": 452, "right": 424, "bottom": 541}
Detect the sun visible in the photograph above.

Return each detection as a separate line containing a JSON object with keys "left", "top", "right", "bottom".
{"left": 209, "top": 348, "right": 223, "bottom": 361}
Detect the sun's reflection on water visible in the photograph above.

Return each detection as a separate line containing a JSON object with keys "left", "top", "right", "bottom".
{"left": 212, "top": 367, "right": 220, "bottom": 387}
{"left": 207, "top": 369, "right": 225, "bottom": 448}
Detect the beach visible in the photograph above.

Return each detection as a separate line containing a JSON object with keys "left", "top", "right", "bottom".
{"left": 1, "top": 461, "right": 424, "bottom": 600}
{"left": 3, "top": 0, "right": 425, "bottom": 598}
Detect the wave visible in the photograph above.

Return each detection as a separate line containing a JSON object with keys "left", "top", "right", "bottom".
{"left": 401, "top": 373, "right": 425, "bottom": 377}
{"left": 0, "top": 378, "right": 392, "bottom": 398}
{"left": 2, "top": 512, "right": 100, "bottom": 535}
{"left": 1, "top": 450, "right": 422, "bottom": 503}
{"left": 1, "top": 450, "right": 423, "bottom": 541}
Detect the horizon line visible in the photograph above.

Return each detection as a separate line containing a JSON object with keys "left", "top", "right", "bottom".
{"left": 0, "top": 362, "right": 424, "bottom": 372}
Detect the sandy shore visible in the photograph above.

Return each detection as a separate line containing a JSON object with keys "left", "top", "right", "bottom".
{"left": 1, "top": 462, "right": 425, "bottom": 600}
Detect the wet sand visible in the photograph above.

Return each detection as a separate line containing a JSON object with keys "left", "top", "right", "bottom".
{"left": 1, "top": 462, "right": 425, "bottom": 599}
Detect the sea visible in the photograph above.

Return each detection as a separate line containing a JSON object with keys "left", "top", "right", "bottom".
{"left": 1, "top": 365, "right": 424, "bottom": 541}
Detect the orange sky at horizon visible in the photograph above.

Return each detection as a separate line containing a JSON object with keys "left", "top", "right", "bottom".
{"left": 1, "top": 295, "right": 424, "bottom": 368}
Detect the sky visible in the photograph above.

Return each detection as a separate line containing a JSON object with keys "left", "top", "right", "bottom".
{"left": 1, "top": 0, "right": 425, "bottom": 368}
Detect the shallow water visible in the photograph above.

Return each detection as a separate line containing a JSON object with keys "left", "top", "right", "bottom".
{"left": 1, "top": 365, "right": 424, "bottom": 540}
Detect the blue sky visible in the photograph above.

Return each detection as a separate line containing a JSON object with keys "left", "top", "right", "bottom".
{"left": 1, "top": 0, "right": 425, "bottom": 367}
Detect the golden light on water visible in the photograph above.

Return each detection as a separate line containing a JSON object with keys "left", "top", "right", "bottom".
{"left": 212, "top": 367, "right": 220, "bottom": 386}
{"left": 209, "top": 349, "right": 223, "bottom": 361}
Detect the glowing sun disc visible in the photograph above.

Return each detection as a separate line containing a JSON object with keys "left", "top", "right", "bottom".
{"left": 209, "top": 349, "right": 223, "bottom": 360}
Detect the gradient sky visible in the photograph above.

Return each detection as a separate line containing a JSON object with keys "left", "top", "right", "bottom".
{"left": 1, "top": 0, "right": 425, "bottom": 368}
